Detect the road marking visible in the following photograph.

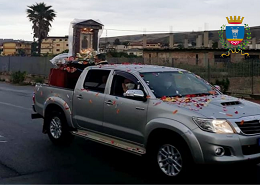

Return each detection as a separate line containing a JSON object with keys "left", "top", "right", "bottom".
{"left": 0, "top": 135, "right": 7, "bottom": 143}
{"left": 0, "top": 101, "right": 31, "bottom": 111}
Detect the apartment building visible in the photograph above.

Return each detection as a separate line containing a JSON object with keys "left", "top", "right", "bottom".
{"left": 2, "top": 41, "right": 32, "bottom": 55}
{"left": 41, "top": 36, "right": 69, "bottom": 55}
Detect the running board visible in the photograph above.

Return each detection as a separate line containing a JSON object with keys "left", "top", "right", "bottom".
{"left": 71, "top": 130, "right": 146, "bottom": 155}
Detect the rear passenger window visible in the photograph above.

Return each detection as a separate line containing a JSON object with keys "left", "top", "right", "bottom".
{"left": 83, "top": 69, "right": 110, "bottom": 93}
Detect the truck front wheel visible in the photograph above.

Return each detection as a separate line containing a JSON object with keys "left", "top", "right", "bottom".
{"left": 146, "top": 135, "right": 194, "bottom": 182}
{"left": 46, "top": 110, "right": 74, "bottom": 145}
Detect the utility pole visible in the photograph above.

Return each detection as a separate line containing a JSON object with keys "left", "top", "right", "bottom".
{"left": 105, "top": 29, "right": 108, "bottom": 51}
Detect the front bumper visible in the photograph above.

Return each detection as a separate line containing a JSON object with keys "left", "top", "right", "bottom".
{"left": 193, "top": 127, "right": 260, "bottom": 164}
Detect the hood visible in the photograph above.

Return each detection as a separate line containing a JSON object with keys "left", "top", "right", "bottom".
{"left": 161, "top": 95, "right": 260, "bottom": 119}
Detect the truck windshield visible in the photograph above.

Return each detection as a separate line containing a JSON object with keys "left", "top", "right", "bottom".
{"left": 140, "top": 71, "right": 219, "bottom": 98}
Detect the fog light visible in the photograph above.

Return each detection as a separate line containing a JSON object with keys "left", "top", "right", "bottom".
{"left": 215, "top": 147, "right": 225, "bottom": 156}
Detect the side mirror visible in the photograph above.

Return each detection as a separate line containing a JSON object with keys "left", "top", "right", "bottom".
{"left": 214, "top": 85, "right": 221, "bottom": 91}
{"left": 123, "top": 89, "right": 145, "bottom": 100}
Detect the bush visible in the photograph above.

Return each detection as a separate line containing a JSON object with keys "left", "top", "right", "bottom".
{"left": 34, "top": 76, "right": 44, "bottom": 84}
{"left": 11, "top": 71, "right": 27, "bottom": 84}
{"left": 214, "top": 78, "right": 230, "bottom": 93}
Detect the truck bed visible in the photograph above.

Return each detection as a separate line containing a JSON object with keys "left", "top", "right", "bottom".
{"left": 34, "top": 84, "right": 74, "bottom": 117}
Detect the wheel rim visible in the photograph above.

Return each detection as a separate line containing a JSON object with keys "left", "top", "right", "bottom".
{"left": 157, "top": 144, "right": 183, "bottom": 176}
{"left": 50, "top": 117, "right": 62, "bottom": 139}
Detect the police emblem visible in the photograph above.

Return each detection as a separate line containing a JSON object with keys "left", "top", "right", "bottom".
{"left": 226, "top": 16, "right": 244, "bottom": 46}
{"left": 218, "top": 16, "right": 251, "bottom": 57}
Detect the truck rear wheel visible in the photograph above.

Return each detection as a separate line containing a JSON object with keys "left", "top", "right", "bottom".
{"left": 46, "top": 110, "right": 74, "bottom": 145}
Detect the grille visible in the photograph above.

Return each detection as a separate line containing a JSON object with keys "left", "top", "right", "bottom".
{"left": 221, "top": 101, "right": 241, "bottom": 106}
{"left": 242, "top": 145, "right": 260, "bottom": 155}
{"left": 235, "top": 120, "right": 260, "bottom": 135}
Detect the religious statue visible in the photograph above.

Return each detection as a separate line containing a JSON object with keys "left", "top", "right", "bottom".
{"left": 81, "top": 36, "right": 89, "bottom": 49}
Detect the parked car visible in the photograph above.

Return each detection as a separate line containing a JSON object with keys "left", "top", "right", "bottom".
{"left": 32, "top": 64, "right": 260, "bottom": 180}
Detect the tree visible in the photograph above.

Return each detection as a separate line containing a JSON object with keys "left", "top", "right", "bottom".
{"left": 16, "top": 49, "right": 26, "bottom": 56}
{"left": 212, "top": 41, "right": 218, "bottom": 49}
{"left": 122, "top": 41, "right": 129, "bottom": 46}
{"left": 26, "top": 2, "right": 56, "bottom": 55}
{"left": 113, "top": 38, "right": 121, "bottom": 45}
{"left": 31, "top": 41, "right": 38, "bottom": 56}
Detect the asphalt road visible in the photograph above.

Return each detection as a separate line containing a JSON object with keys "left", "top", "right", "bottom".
{"left": 0, "top": 82, "right": 259, "bottom": 184}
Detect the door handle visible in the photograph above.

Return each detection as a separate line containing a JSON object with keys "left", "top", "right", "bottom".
{"left": 136, "top": 107, "right": 145, "bottom": 110}
{"left": 105, "top": 100, "right": 113, "bottom": 105}
{"left": 76, "top": 94, "right": 83, "bottom": 99}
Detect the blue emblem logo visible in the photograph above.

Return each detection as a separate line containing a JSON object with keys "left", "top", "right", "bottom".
{"left": 225, "top": 16, "right": 244, "bottom": 46}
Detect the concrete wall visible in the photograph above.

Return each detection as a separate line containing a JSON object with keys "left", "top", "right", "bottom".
{"left": 143, "top": 50, "right": 218, "bottom": 66}
{"left": 204, "top": 31, "right": 209, "bottom": 48}
{"left": 143, "top": 49, "right": 260, "bottom": 67}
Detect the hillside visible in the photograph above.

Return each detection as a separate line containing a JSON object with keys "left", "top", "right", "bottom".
{"left": 100, "top": 26, "right": 260, "bottom": 45}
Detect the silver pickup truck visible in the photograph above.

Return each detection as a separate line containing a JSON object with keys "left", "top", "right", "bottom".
{"left": 32, "top": 64, "right": 260, "bottom": 180}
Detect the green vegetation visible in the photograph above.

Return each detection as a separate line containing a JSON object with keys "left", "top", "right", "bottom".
{"left": 33, "top": 76, "right": 45, "bottom": 83}
{"left": 214, "top": 78, "right": 230, "bottom": 93}
{"left": 212, "top": 42, "right": 218, "bottom": 49}
{"left": 11, "top": 71, "right": 27, "bottom": 84}
{"left": 26, "top": 2, "right": 56, "bottom": 55}
{"left": 113, "top": 38, "right": 121, "bottom": 45}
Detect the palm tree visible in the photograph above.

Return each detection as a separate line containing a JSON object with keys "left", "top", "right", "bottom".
{"left": 26, "top": 2, "right": 56, "bottom": 55}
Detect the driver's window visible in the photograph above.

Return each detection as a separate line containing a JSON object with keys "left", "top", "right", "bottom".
{"left": 110, "top": 72, "right": 143, "bottom": 98}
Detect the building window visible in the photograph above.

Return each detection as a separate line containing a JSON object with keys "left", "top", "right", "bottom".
{"left": 196, "top": 54, "right": 198, "bottom": 65}
{"left": 49, "top": 49, "right": 51, "bottom": 52}
{"left": 57, "top": 44, "right": 60, "bottom": 46}
{"left": 60, "top": 39, "right": 62, "bottom": 41}
{"left": 65, "top": 39, "right": 68, "bottom": 41}
{"left": 66, "top": 44, "right": 68, "bottom": 46}
{"left": 53, "top": 39, "right": 56, "bottom": 41}
{"left": 56, "top": 49, "right": 60, "bottom": 52}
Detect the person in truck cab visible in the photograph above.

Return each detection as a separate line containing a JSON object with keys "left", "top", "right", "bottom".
{"left": 122, "top": 78, "right": 135, "bottom": 93}
{"left": 98, "top": 75, "right": 108, "bottom": 88}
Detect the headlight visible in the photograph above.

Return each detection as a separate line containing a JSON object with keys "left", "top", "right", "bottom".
{"left": 192, "top": 117, "right": 235, "bottom": 134}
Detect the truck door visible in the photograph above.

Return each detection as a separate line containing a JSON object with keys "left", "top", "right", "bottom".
{"left": 103, "top": 70, "right": 149, "bottom": 144}
{"left": 73, "top": 69, "right": 111, "bottom": 132}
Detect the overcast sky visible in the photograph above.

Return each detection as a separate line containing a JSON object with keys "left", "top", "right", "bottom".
{"left": 0, "top": 0, "right": 259, "bottom": 41}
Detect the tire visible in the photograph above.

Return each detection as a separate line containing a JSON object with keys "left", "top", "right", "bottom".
{"left": 45, "top": 110, "right": 74, "bottom": 146}
{"left": 146, "top": 135, "right": 194, "bottom": 183}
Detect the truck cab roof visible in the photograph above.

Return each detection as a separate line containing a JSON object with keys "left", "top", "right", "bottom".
{"left": 87, "top": 64, "right": 188, "bottom": 73}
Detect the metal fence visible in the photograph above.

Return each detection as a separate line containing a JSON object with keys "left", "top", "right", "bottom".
{"left": 106, "top": 57, "right": 260, "bottom": 95}
{"left": 0, "top": 56, "right": 259, "bottom": 95}
{"left": 0, "top": 56, "right": 53, "bottom": 77}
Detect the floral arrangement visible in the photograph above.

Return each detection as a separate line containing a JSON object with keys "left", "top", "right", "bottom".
{"left": 76, "top": 48, "right": 97, "bottom": 61}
